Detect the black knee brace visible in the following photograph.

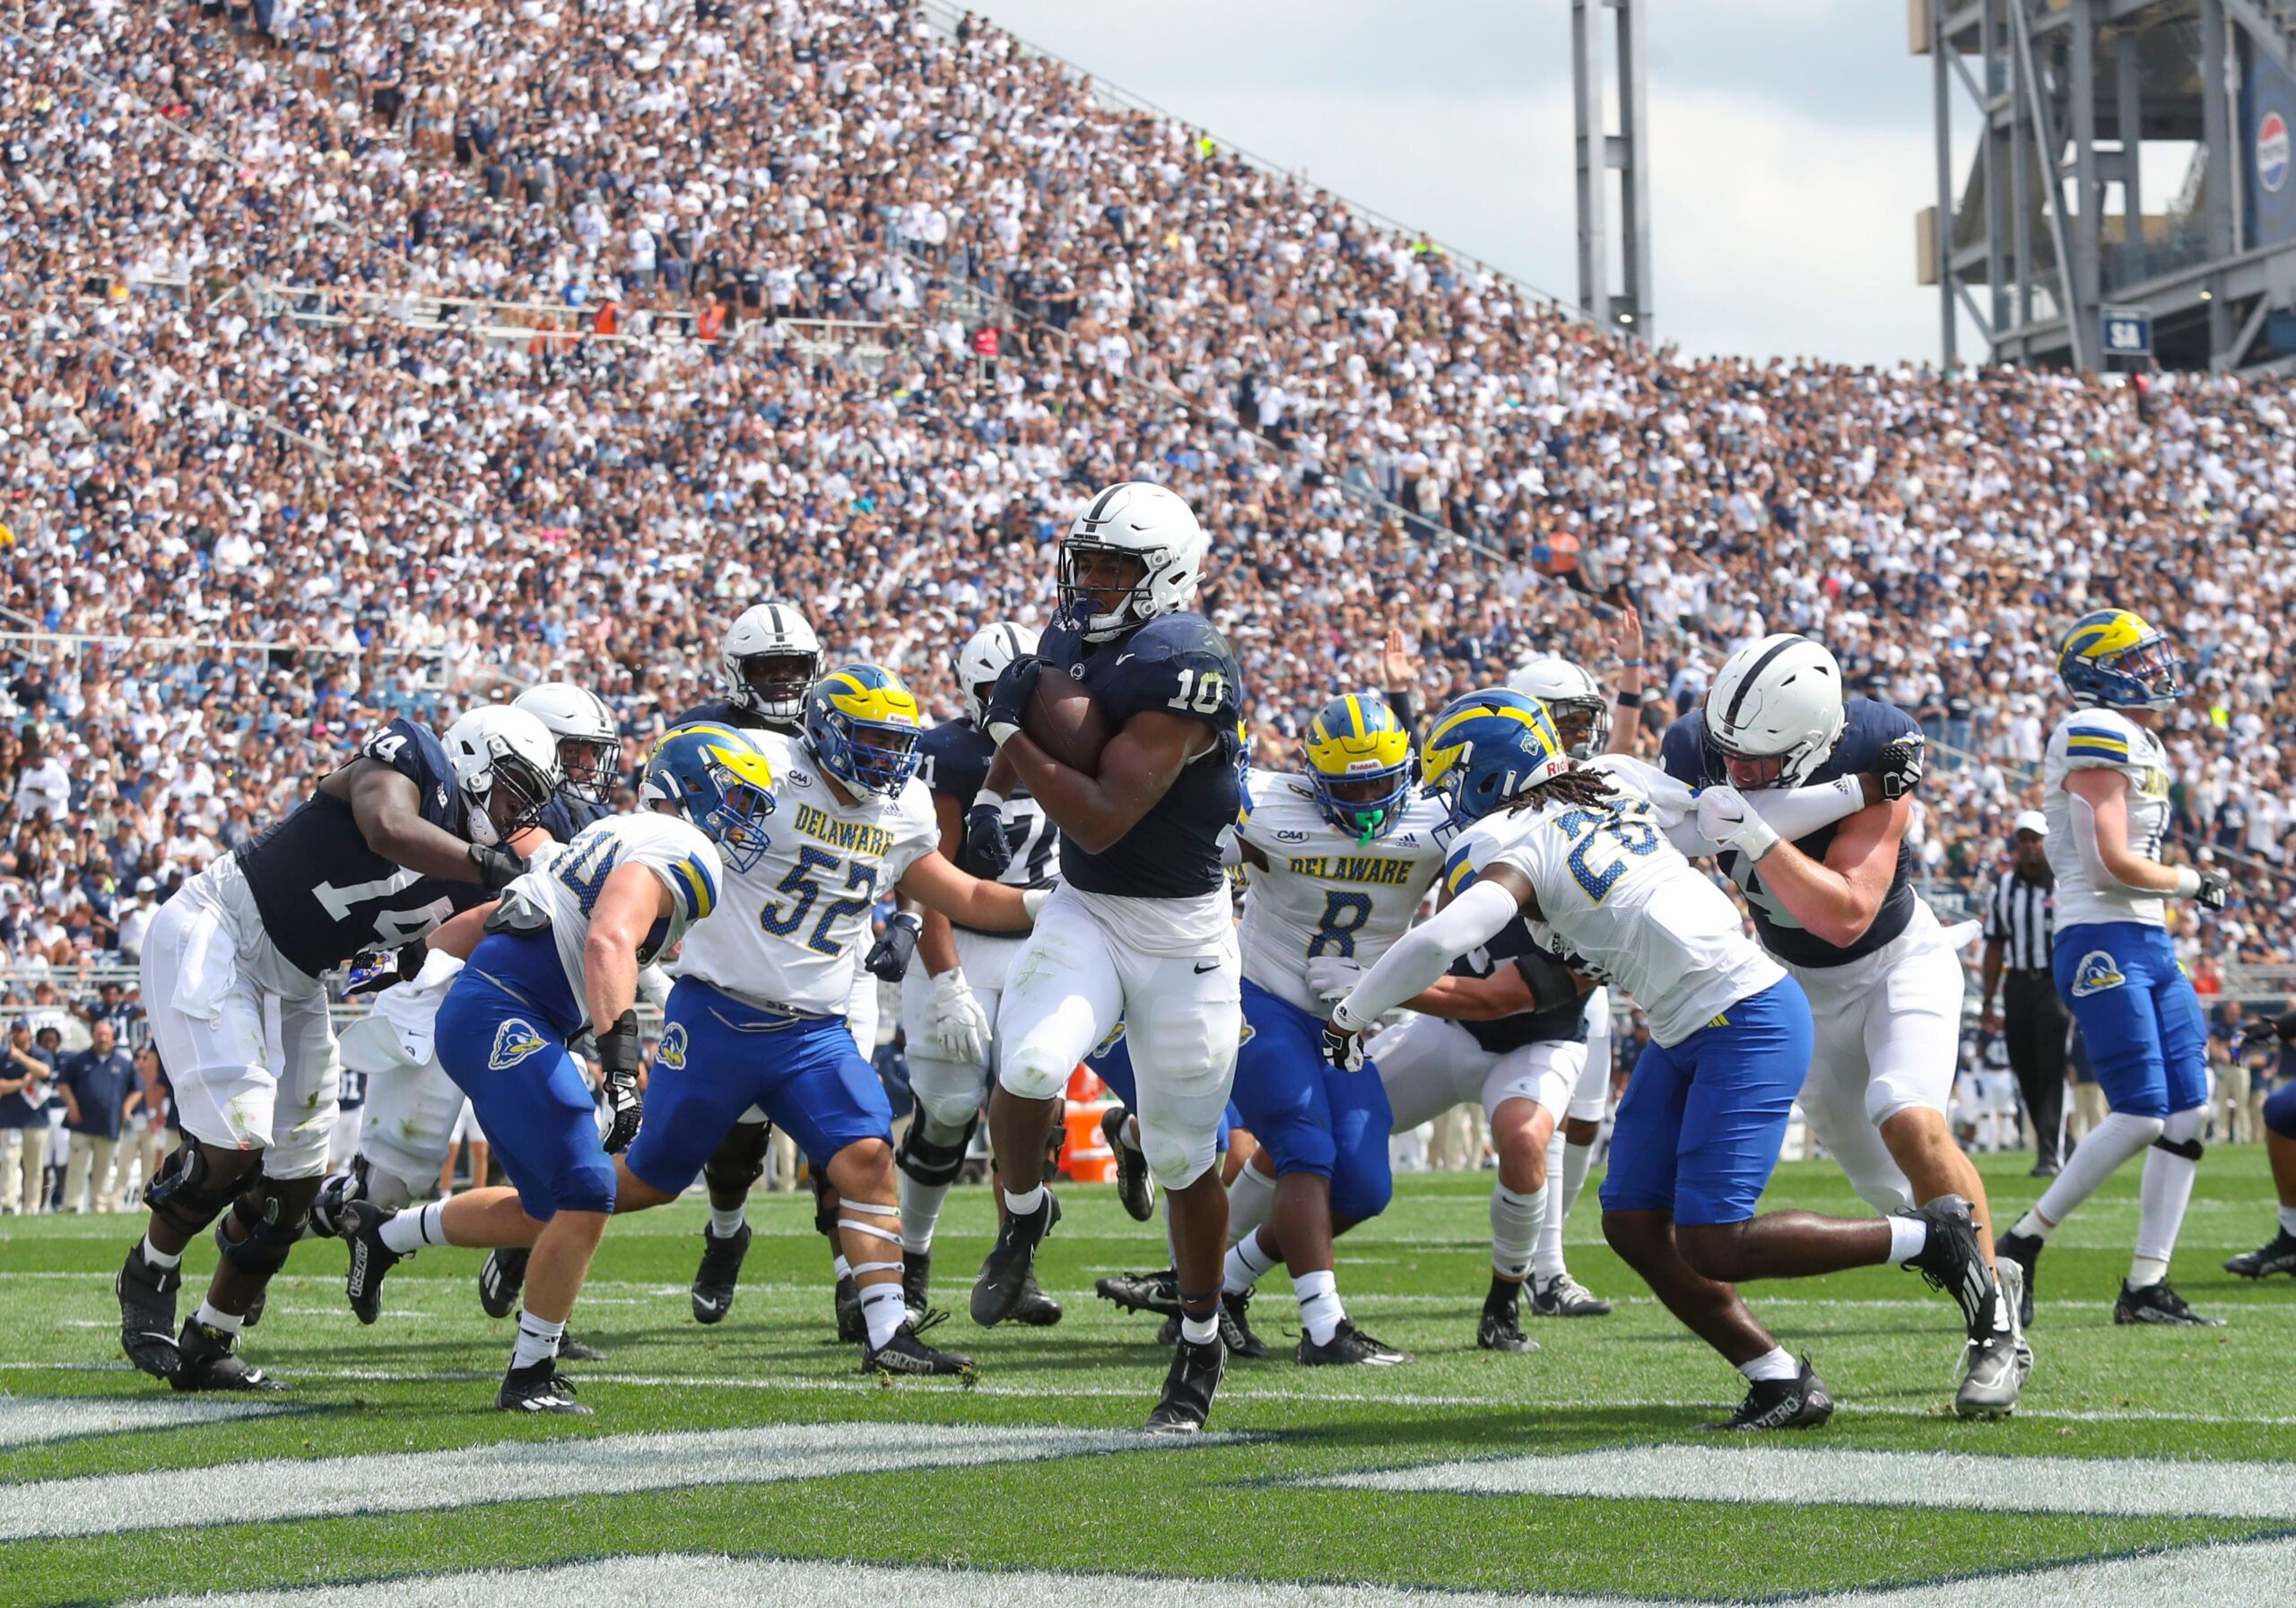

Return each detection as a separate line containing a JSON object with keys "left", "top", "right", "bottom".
{"left": 144, "top": 1143, "right": 253, "bottom": 1242}
{"left": 1044, "top": 1117, "right": 1067, "bottom": 1175}
{"left": 215, "top": 1174, "right": 323, "bottom": 1279}
{"left": 810, "top": 1169, "right": 838, "bottom": 1239}
{"left": 896, "top": 1112, "right": 978, "bottom": 1188}
{"left": 2151, "top": 1134, "right": 2205, "bottom": 1163}
{"left": 703, "top": 1119, "right": 771, "bottom": 1204}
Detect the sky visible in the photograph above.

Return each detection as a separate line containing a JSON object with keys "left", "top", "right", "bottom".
{"left": 962, "top": 0, "right": 1959, "bottom": 367}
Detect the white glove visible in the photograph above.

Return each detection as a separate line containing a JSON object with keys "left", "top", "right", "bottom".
{"left": 1696, "top": 785, "right": 1782, "bottom": 863}
{"left": 927, "top": 969, "right": 992, "bottom": 1064}
{"left": 1303, "top": 954, "right": 1363, "bottom": 1004}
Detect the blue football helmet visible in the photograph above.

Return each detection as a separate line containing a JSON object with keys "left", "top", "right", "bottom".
{"left": 640, "top": 724, "right": 778, "bottom": 874}
{"left": 804, "top": 664, "right": 924, "bottom": 795}
{"left": 1418, "top": 688, "right": 1572, "bottom": 831}
{"left": 1301, "top": 692, "right": 1414, "bottom": 843}
{"left": 2057, "top": 608, "right": 2185, "bottom": 710}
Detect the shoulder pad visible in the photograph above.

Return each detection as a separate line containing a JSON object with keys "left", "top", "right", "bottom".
{"left": 1657, "top": 712, "right": 1709, "bottom": 785}
{"left": 1126, "top": 613, "right": 1231, "bottom": 662}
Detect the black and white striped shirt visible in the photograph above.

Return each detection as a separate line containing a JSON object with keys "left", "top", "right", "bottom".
{"left": 1984, "top": 870, "right": 2054, "bottom": 972}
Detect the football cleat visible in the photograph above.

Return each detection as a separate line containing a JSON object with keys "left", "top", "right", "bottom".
{"left": 1144, "top": 1334, "right": 1225, "bottom": 1434}
{"left": 2225, "top": 1230, "right": 2296, "bottom": 1280}
{"left": 1095, "top": 1265, "right": 1180, "bottom": 1317}
{"left": 1996, "top": 1259, "right": 2035, "bottom": 1388}
{"left": 479, "top": 1247, "right": 530, "bottom": 1320}
{"left": 971, "top": 1191, "right": 1059, "bottom": 1327}
{"left": 559, "top": 1333, "right": 608, "bottom": 1362}
{"left": 497, "top": 1360, "right": 588, "bottom": 1414}
{"left": 2114, "top": 1278, "right": 2225, "bottom": 1326}
{"left": 691, "top": 1221, "right": 752, "bottom": 1326}
{"left": 1706, "top": 1359, "right": 1832, "bottom": 1431}
{"left": 1154, "top": 1313, "right": 1182, "bottom": 1346}
{"left": 834, "top": 1273, "right": 865, "bottom": 1344}
{"left": 1900, "top": 1195, "right": 2002, "bottom": 1341}
{"left": 1994, "top": 1229, "right": 2040, "bottom": 1330}
{"left": 170, "top": 1318, "right": 284, "bottom": 1394}
{"left": 1102, "top": 1106, "right": 1154, "bottom": 1222}
{"left": 1297, "top": 1319, "right": 1409, "bottom": 1367}
{"left": 862, "top": 1310, "right": 975, "bottom": 1378}
{"left": 340, "top": 1202, "right": 405, "bottom": 1326}
{"left": 1477, "top": 1288, "right": 1542, "bottom": 1354}
{"left": 117, "top": 1242, "right": 185, "bottom": 1383}
{"left": 1219, "top": 1289, "right": 1269, "bottom": 1360}
{"left": 1013, "top": 1273, "right": 1064, "bottom": 1327}
{"left": 1527, "top": 1272, "right": 1613, "bottom": 1317}
{"left": 1954, "top": 1330, "right": 2023, "bottom": 1419}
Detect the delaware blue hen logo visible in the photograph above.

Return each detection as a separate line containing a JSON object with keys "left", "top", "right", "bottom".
{"left": 488, "top": 1019, "right": 548, "bottom": 1070}
{"left": 654, "top": 1022, "right": 689, "bottom": 1073}
{"left": 2071, "top": 950, "right": 2126, "bottom": 997}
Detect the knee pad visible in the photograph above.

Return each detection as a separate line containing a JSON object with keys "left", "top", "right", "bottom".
{"left": 216, "top": 1174, "right": 323, "bottom": 1279}
{"left": 703, "top": 1119, "right": 771, "bottom": 1200}
{"left": 144, "top": 1143, "right": 255, "bottom": 1242}
{"left": 997, "top": 1037, "right": 1073, "bottom": 1104}
{"left": 2152, "top": 1104, "right": 2205, "bottom": 1160}
{"left": 2266, "top": 1082, "right": 2296, "bottom": 1142}
{"left": 1139, "top": 1119, "right": 1216, "bottom": 1194}
{"left": 895, "top": 1112, "right": 977, "bottom": 1188}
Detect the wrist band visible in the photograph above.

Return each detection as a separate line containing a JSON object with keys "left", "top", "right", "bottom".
{"left": 2171, "top": 865, "right": 2203, "bottom": 899}
{"left": 1616, "top": 691, "right": 1643, "bottom": 708}
{"left": 972, "top": 788, "right": 1004, "bottom": 810}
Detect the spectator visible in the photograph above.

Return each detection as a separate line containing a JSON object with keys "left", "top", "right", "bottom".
{"left": 116, "top": 879, "right": 160, "bottom": 962}
{"left": 58, "top": 1020, "right": 135, "bottom": 1213}
{"left": 0, "top": 1021, "right": 52, "bottom": 1214}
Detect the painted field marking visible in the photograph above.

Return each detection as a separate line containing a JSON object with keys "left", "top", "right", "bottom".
{"left": 0, "top": 1395, "right": 297, "bottom": 1449}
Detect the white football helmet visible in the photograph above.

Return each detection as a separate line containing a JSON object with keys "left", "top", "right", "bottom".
{"left": 1057, "top": 482, "right": 1209, "bottom": 642}
{"left": 1703, "top": 633, "right": 1846, "bottom": 788}
{"left": 513, "top": 682, "right": 618, "bottom": 803}
{"left": 442, "top": 706, "right": 562, "bottom": 846}
{"left": 721, "top": 601, "right": 822, "bottom": 726}
{"left": 1508, "top": 657, "right": 1610, "bottom": 760}
{"left": 953, "top": 621, "right": 1043, "bottom": 727}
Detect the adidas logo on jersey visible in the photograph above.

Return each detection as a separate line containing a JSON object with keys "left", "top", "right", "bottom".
{"left": 489, "top": 1019, "right": 548, "bottom": 1070}
{"left": 654, "top": 1023, "right": 689, "bottom": 1072}
{"left": 2071, "top": 951, "right": 2126, "bottom": 997}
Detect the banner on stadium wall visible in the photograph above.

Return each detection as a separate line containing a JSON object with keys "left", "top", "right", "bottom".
{"left": 2245, "top": 38, "right": 2296, "bottom": 248}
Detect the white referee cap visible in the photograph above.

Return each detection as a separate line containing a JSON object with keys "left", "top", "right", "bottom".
{"left": 2013, "top": 810, "right": 2048, "bottom": 838}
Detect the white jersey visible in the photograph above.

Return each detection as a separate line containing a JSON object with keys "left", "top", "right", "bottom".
{"left": 1451, "top": 779, "right": 1786, "bottom": 1047}
{"left": 495, "top": 813, "right": 723, "bottom": 1027}
{"left": 2043, "top": 707, "right": 2173, "bottom": 930}
{"left": 1236, "top": 777, "right": 1450, "bottom": 1018}
{"left": 672, "top": 754, "right": 939, "bottom": 1015}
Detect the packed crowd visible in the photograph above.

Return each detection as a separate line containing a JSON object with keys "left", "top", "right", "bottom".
{"left": 4, "top": 0, "right": 2295, "bottom": 1009}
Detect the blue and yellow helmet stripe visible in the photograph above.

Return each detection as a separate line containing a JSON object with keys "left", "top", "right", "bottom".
{"left": 1301, "top": 691, "right": 1413, "bottom": 843}
{"left": 1419, "top": 689, "right": 1571, "bottom": 830}
{"left": 804, "top": 662, "right": 924, "bottom": 795}
{"left": 643, "top": 724, "right": 777, "bottom": 876}
{"left": 2057, "top": 607, "right": 2185, "bottom": 710}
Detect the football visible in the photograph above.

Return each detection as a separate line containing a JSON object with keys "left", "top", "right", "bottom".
{"left": 1027, "top": 668, "right": 1110, "bottom": 771}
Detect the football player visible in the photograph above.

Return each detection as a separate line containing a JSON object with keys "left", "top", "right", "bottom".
{"left": 1996, "top": 611, "right": 2230, "bottom": 1326}
{"left": 517, "top": 682, "right": 622, "bottom": 839}
{"left": 1323, "top": 691, "right": 2002, "bottom": 1430}
{"left": 889, "top": 621, "right": 1064, "bottom": 1322}
{"left": 966, "top": 481, "right": 1248, "bottom": 1433}
{"left": 1657, "top": 633, "right": 2021, "bottom": 1417}
{"left": 2226, "top": 1008, "right": 2296, "bottom": 1280}
{"left": 118, "top": 707, "right": 558, "bottom": 1390}
{"left": 337, "top": 725, "right": 762, "bottom": 1412}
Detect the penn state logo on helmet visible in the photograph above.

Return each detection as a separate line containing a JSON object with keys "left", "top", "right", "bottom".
{"left": 653, "top": 1022, "right": 690, "bottom": 1073}
{"left": 804, "top": 664, "right": 924, "bottom": 796}
{"left": 2057, "top": 609, "right": 2185, "bottom": 710}
{"left": 2070, "top": 950, "right": 2126, "bottom": 998}
{"left": 1302, "top": 692, "right": 1415, "bottom": 844}
{"left": 1419, "top": 689, "right": 1572, "bottom": 831}
{"left": 489, "top": 1019, "right": 548, "bottom": 1071}
{"left": 1057, "top": 482, "right": 1210, "bottom": 642}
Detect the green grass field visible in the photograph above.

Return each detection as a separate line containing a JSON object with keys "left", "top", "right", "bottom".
{"left": 3, "top": 1151, "right": 2292, "bottom": 1607}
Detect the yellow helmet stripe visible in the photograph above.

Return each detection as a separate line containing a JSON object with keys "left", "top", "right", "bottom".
{"left": 1344, "top": 693, "right": 1365, "bottom": 742}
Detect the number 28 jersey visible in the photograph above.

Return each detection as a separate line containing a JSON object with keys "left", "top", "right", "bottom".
{"left": 1448, "top": 778, "right": 1784, "bottom": 1047}
{"left": 670, "top": 756, "right": 940, "bottom": 1014}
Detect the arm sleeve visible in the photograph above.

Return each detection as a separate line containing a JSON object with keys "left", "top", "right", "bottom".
{"left": 1745, "top": 773, "right": 1867, "bottom": 841}
{"left": 1339, "top": 878, "right": 1521, "bottom": 1024}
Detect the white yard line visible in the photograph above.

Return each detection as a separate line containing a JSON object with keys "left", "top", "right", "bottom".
{"left": 0, "top": 1395, "right": 296, "bottom": 1449}
{"left": 0, "top": 1422, "right": 1229, "bottom": 1543}
{"left": 116, "top": 1536, "right": 2296, "bottom": 1608}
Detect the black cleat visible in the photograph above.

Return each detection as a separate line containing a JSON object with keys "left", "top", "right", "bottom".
{"left": 559, "top": 1333, "right": 608, "bottom": 1361}
{"left": 1900, "top": 1195, "right": 2003, "bottom": 1341}
{"left": 971, "top": 1191, "right": 1058, "bottom": 1327}
{"left": 1477, "top": 1288, "right": 1541, "bottom": 1353}
{"left": 1527, "top": 1272, "right": 1613, "bottom": 1317}
{"left": 862, "top": 1309, "right": 975, "bottom": 1378}
{"left": 479, "top": 1247, "right": 529, "bottom": 1320}
{"left": 2114, "top": 1278, "right": 2225, "bottom": 1326}
{"left": 1013, "top": 1272, "right": 1064, "bottom": 1327}
{"left": 2226, "top": 1230, "right": 2296, "bottom": 1280}
{"left": 902, "top": 1247, "right": 933, "bottom": 1317}
{"left": 1144, "top": 1334, "right": 1225, "bottom": 1434}
{"left": 834, "top": 1273, "right": 865, "bottom": 1344}
{"left": 1102, "top": 1106, "right": 1155, "bottom": 1222}
{"left": 340, "top": 1201, "right": 405, "bottom": 1326}
{"left": 1994, "top": 1229, "right": 2040, "bottom": 1330}
{"left": 1298, "top": 1319, "right": 1409, "bottom": 1366}
{"left": 691, "top": 1221, "right": 752, "bottom": 1326}
{"left": 1154, "top": 1312, "right": 1182, "bottom": 1345}
{"left": 171, "top": 1318, "right": 284, "bottom": 1393}
{"left": 117, "top": 1242, "right": 184, "bottom": 1383}
{"left": 1218, "top": 1289, "right": 1269, "bottom": 1359}
{"left": 1095, "top": 1265, "right": 1180, "bottom": 1317}
{"left": 1706, "top": 1358, "right": 1832, "bottom": 1430}
{"left": 497, "top": 1360, "right": 588, "bottom": 1414}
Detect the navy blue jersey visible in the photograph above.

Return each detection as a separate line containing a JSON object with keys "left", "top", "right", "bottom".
{"left": 339, "top": 1068, "right": 368, "bottom": 1111}
{"left": 1449, "top": 917, "right": 1591, "bottom": 1053}
{"left": 538, "top": 792, "right": 611, "bottom": 843}
{"left": 1039, "top": 613, "right": 1245, "bottom": 900}
{"left": 240, "top": 718, "right": 486, "bottom": 977}
{"left": 1660, "top": 697, "right": 1918, "bottom": 969}
{"left": 916, "top": 717, "right": 1057, "bottom": 907}
{"left": 672, "top": 697, "right": 778, "bottom": 733}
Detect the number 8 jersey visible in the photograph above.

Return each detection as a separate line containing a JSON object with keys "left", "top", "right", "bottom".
{"left": 670, "top": 751, "right": 940, "bottom": 1015}
{"left": 1448, "top": 778, "right": 1785, "bottom": 1047}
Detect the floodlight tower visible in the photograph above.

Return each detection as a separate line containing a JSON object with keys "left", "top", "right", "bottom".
{"left": 1574, "top": 0, "right": 1654, "bottom": 335}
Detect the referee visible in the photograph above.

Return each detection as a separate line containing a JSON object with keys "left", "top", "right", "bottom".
{"left": 1980, "top": 810, "right": 2070, "bottom": 1177}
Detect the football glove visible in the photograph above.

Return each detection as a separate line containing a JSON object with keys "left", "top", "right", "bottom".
{"left": 927, "top": 969, "right": 993, "bottom": 1064}
{"left": 1320, "top": 1002, "right": 1370, "bottom": 1072}
{"left": 598, "top": 1010, "right": 643, "bottom": 1154}
{"left": 469, "top": 842, "right": 526, "bottom": 892}
{"left": 982, "top": 655, "right": 1042, "bottom": 749}
{"left": 1303, "top": 954, "right": 1363, "bottom": 1004}
{"left": 865, "top": 910, "right": 922, "bottom": 982}
{"left": 965, "top": 795, "right": 1013, "bottom": 874}
{"left": 1696, "top": 784, "right": 1782, "bottom": 864}
{"left": 1874, "top": 733, "right": 1926, "bottom": 801}
{"left": 2196, "top": 866, "right": 2232, "bottom": 911}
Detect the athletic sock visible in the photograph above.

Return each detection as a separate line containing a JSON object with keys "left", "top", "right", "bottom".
{"left": 1003, "top": 1184, "right": 1045, "bottom": 1218}
{"left": 1884, "top": 1216, "right": 1927, "bottom": 1265}
{"left": 1222, "top": 1229, "right": 1277, "bottom": 1295}
{"left": 2009, "top": 1210, "right": 2053, "bottom": 1242}
{"left": 1534, "top": 1129, "right": 1569, "bottom": 1279}
{"left": 1489, "top": 1182, "right": 1544, "bottom": 1282}
{"left": 1293, "top": 1268, "right": 1344, "bottom": 1346}
{"left": 141, "top": 1233, "right": 182, "bottom": 1271}
{"left": 709, "top": 1204, "right": 747, "bottom": 1239}
{"left": 2134, "top": 1117, "right": 2203, "bottom": 1271}
{"left": 1178, "top": 1310, "right": 1218, "bottom": 1346}
{"left": 859, "top": 1282, "right": 908, "bottom": 1351}
{"left": 1738, "top": 1345, "right": 1799, "bottom": 1384}
{"left": 378, "top": 1201, "right": 446, "bottom": 1255}
{"left": 2127, "top": 1255, "right": 2169, "bottom": 1290}
{"left": 1485, "top": 1273, "right": 1522, "bottom": 1312}
{"left": 2033, "top": 1110, "right": 2160, "bottom": 1231}
{"left": 898, "top": 1174, "right": 950, "bottom": 1256}
{"left": 193, "top": 1300, "right": 242, "bottom": 1336}
{"left": 1536, "top": 1132, "right": 1596, "bottom": 1279}
{"left": 2279, "top": 1205, "right": 2296, "bottom": 1238}
{"left": 1225, "top": 1157, "right": 1277, "bottom": 1248}
{"left": 511, "top": 1308, "right": 564, "bottom": 1370}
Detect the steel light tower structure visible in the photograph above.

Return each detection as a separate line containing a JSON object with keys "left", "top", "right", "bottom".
{"left": 1921, "top": 0, "right": 2296, "bottom": 371}
{"left": 1574, "top": 0, "right": 1653, "bottom": 335}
